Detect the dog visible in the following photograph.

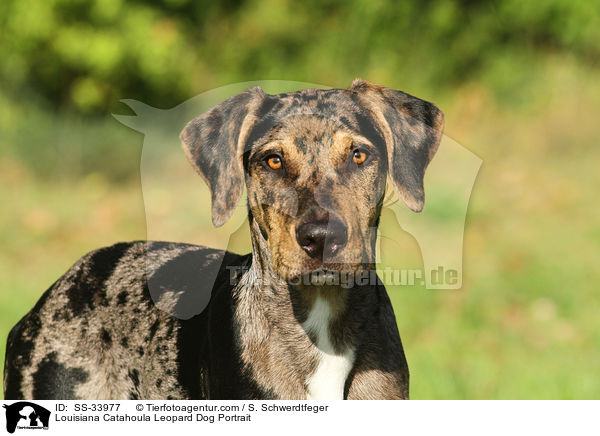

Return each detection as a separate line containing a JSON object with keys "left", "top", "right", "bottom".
{"left": 3, "top": 79, "right": 443, "bottom": 400}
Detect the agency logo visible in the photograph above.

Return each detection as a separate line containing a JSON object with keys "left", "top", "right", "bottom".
{"left": 2, "top": 403, "right": 50, "bottom": 434}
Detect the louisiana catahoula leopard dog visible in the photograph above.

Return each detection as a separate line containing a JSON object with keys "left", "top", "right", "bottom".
{"left": 4, "top": 79, "right": 444, "bottom": 400}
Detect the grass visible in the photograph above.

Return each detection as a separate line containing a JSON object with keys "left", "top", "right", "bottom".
{"left": 1, "top": 60, "right": 600, "bottom": 399}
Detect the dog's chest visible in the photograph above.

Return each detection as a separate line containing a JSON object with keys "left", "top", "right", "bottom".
{"left": 302, "top": 297, "right": 355, "bottom": 400}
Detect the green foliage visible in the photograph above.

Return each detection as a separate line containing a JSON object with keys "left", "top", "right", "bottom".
{"left": 0, "top": 0, "right": 599, "bottom": 112}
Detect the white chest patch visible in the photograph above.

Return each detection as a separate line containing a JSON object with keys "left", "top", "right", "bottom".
{"left": 302, "top": 297, "right": 355, "bottom": 400}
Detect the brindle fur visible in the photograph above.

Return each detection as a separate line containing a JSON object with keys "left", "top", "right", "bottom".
{"left": 3, "top": 79, "right": 443, "bottom": 400}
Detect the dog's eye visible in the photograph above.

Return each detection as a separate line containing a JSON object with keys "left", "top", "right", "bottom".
{"left": 352, "top": 149, "right": 368, "bottom": 165}
{"left": 265, "top": 154, "right": 283, "bottom": 170}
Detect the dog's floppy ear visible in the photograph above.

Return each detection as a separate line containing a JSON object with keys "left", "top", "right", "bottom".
{"left": 349, "top": 79, "right": 444, "bottom": 212}
{"left": 181, "top": 87, "right": 265, "bottom": 226}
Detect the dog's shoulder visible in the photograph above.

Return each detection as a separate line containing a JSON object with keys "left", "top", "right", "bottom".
{"left": 30, "top": 240, "right": 248, "bottom": 321}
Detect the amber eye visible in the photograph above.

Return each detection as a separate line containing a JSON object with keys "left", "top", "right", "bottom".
{"left": 265, "top": 155, "right": 283, "bottom": 170}
{"left": 352, "top": 149, "right": 367, "bottom": 165}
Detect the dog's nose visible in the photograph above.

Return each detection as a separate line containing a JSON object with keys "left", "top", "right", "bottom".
{"left": 295, "top": 219, "right": 348, "bottom": 259}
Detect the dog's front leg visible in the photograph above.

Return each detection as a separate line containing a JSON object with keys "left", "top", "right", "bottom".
{"left": 345, "top": 363, "right": 409, "bottom": 400}
{"left": 344, "top": 290, "right": 410, "bottom": 400}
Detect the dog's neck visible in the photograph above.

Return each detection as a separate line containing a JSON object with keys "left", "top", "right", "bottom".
{"left": 231, "top": 217, "right": 379, "bottom": 399}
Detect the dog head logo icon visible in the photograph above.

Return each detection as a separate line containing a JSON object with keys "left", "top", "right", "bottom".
{"left": 3, "top": 402, "right": 50, "bottom": 434}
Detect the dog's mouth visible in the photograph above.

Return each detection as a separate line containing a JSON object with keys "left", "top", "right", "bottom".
{"left": 290, "top": 267, "right": 376, "bottom": 288}
{"left": 298, "top": 252, "right": 369, "bottom": 269}
{"left": 304, "top": 268, "right": 339, "bottom": 286}
{"left": 276, "top": 261, "right": 374, "bottom": 288}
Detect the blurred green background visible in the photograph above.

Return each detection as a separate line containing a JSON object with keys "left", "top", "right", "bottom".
{"left": 1, "top": 0, "right": 600, "bottom": 399}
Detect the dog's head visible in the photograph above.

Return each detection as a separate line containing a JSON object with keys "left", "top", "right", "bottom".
{"left": 181, "top": 79, "right": 444, "bottom": 281}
